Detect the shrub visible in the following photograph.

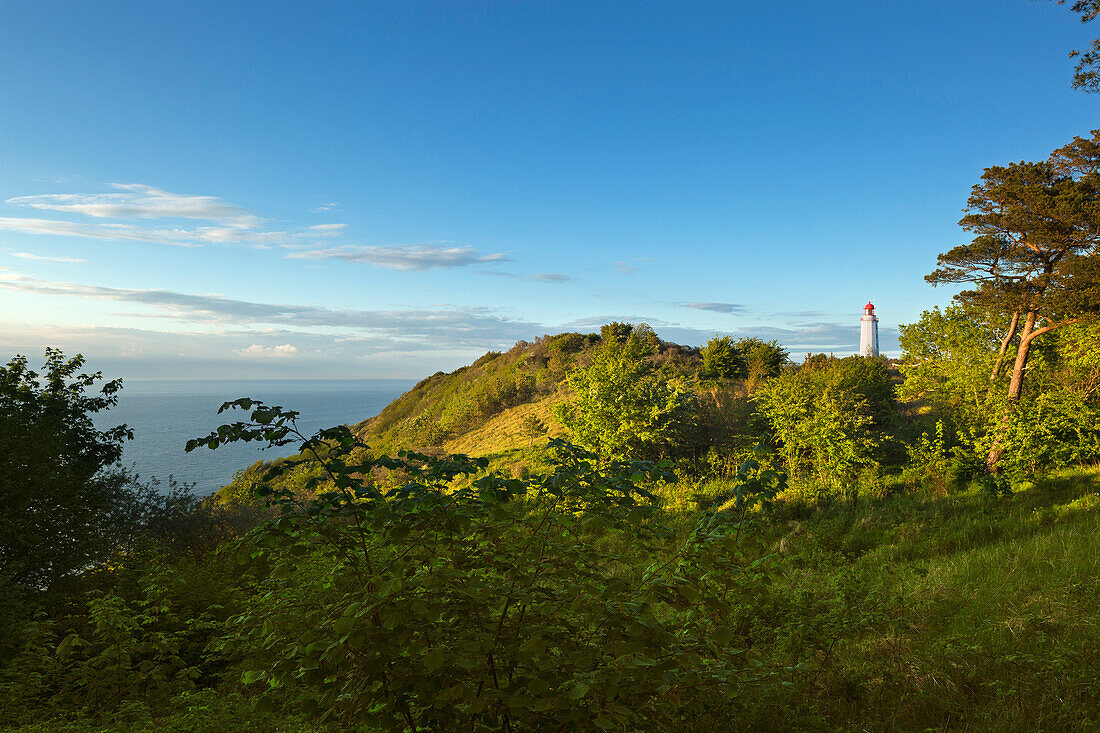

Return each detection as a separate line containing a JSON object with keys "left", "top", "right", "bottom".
{"left": 192, "top": 402, "right": 780, "bottom": 730}
{"left": 556, "top": 331, "right": 696, "bottom": 460}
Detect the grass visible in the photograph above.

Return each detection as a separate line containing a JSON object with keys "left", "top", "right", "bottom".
{"left": 712, "top": 467, "right": 1100, "bottom": 731}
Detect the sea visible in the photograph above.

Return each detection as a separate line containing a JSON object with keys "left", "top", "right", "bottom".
{"left": 94, "top": 379, "right": 414, "bottom": 496}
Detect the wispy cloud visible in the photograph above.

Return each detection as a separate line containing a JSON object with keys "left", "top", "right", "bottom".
{"left": 287, "top": 244, "right": 510, "bottom": 271}
{"left": 1, "top": 184, "right": 346, "bottom": 249}
{"left": 774, "top": 310, "right": 827, "bottom": 318}
{"left": 0, "top": 217, "right": 200, "bottom": 247}
{"left": 479, "top": 270, "right": 572, "bottom": 283}
{"left": 612, "top": 256, "right": 654, "bottom": 275}
{"left": 235, "top": 343, "right": 299, "bottom": 358}
{"left": 2, "top": 185, "right": 513, "bottom": 275}
{"left": 0, "top": 269, "right": 541, "bottom": 348}
{"left": 680, "top": 302, "right": 747, "bottom": 314}
{"left": 560, "top": 315, "right": 675, "bottom": 329}
{"left": 531, "top": 273, "right": 571, "bottom": 283}
{"left": 0, "top": 217, "right": 343, "bottom": 249}
{"left": 9, "top": 251, "right": 85, "bottom": 263}
{"left": 8, "top": 184, "right": 261, "bottom": 228}
{"left": 310, "top": 202, "right": 340, "bottom": 213}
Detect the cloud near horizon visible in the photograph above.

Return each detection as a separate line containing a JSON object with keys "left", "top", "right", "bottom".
{"left": 235, "top": 343, "right": 300, "bottom": 358}
{"left": 0, "top": 269, "right": 542, "bottom": 349}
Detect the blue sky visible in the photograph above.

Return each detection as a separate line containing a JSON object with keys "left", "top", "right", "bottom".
{"left": 1, "top": 0, "right": 1097, "bottom": 378}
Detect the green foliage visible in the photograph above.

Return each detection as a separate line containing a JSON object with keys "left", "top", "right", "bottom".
{"left": 898, "top": 304, "right": 1003, "bottom": 434}
{"left": 902, "top": 420, "right": 951, "bottom": 492}
{"left": 556, "top": 330, "right": 697, "bottom": 460}
{"left": 6, "top": 382, "right": 1100, "bottom": 731}
{"left": 700, "top": 335, "right": 744, "bottom": 379}
{"left": 194, "top": 401, "right": 779, "bottom": 730}
{"left": 734, "top": 337, "right": 789, "bottom": 385}
{"left": 994, "top": 390, "right": 1100, "bottom": 477}
{"left": 899, "top": 307, "right": 1100, "bottom": 478}
{"left": 599, "top": 321, "right": 634, "bottom": 344}
{"left": 55, "top": 586, "right": 210, "bottom": 709}
{"left": 0, "top": 349, "right": 141, "bottom": 593}
{"left": 359, "top": 335, "right": 595, "bottom": 451}
{"left": 755, "top": 356, "right": 896, "bottom": 495}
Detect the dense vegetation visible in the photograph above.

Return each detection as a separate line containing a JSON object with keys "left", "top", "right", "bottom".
{"left": 3, "top": 291, "right": 1099, "bottom": 730}
{"left": 4, "top": 75, "right": 1100, "bottom": 733}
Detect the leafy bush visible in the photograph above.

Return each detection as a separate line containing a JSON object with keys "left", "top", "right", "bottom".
{"left": 192, "top": 401, "right": 779, "bottom": 730}
{"left": 756, "top": 371, "right": 879, "bottom": 495}
{"left": 556, "top": 330, "right": 696, "bottom": 460}
{"left": 700, "top": 335, "right": 745, "bottom": 379}
{"left": 995, "top": 391, "right": 1100, "bottom": 477}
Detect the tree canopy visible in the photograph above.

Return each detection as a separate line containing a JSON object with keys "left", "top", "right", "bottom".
{"left": 927, "top": 130, "right": 1100, "bottom": 468}
{"left": 0, "top": 350, "right": 138, "bottom": 591}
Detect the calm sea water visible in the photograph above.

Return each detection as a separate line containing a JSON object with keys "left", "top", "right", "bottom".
{"left": 94, "top": 379, "right": 413, "bottom": 496}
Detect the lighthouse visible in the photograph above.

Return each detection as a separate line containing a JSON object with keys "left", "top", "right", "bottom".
{"left": 859, "top": 301, "right": 879, "bottom": 357}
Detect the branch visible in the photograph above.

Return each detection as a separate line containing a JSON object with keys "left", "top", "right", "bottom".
{"left": 1021, "top": 318, "right": 1080, "bottom": 346}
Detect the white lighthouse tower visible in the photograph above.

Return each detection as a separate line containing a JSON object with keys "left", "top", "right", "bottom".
{"left": 859, "top": 301, "right": 879, "bottom": 357}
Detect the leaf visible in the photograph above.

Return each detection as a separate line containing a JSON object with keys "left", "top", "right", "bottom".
{"left": 241, "top": 670, "right": 265, "bottom": 684}
{"left": 567, "top": 682, "right": 589, "bottom": 700}
{"left": 713, "top": 625, "right": 734, "bottom": 644}
{"left": 423, "top": 650, "right": 446, "bottom": 672}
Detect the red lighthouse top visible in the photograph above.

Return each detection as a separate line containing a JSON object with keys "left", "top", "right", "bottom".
{"left": 863, "top": 301, "right": 875, "bottom": 314}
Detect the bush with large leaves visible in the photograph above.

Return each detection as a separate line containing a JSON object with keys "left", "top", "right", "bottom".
{"left": 192, "top": 401, "right": 779, "bottom": 730}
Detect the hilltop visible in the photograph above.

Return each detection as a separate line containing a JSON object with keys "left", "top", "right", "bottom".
{"left": 352, "top": 328, "right": 703, "bottom": 457}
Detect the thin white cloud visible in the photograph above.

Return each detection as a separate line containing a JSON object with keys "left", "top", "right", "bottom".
{"left": 479, "top": 270, "right": 572, "bottom": 283}
{"left": 0, "top": 217, "right": 197, "bottom": 246}
{"left": 310, "top": 202, "right": 340, "bottom": 213}
{"left": 612, "top": 256, "right": 655, "bottom": 275}
{"left": 235, "top": 343, "right": 299, "bottom": 358}
{"left": 680, "top": 302, "right": 747, "bottom": 314}
{"left": 287, "top": 244, "right": 510, "bottom": 271}
{"left": 7, "top": 183, "right": 260, "bottom": 228}
{"left": 9, "top": 251, "right": 85, "bottom": 263}
{"left": 0, "top": 217, "right": 343, "bottom": 248}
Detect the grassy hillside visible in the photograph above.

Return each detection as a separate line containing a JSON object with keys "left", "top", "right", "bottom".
{"left": 657, "top": 468, "right": 1100, "bottom": 730}
{"left": 353, "top": 330, "right": 701, "bottom": 456}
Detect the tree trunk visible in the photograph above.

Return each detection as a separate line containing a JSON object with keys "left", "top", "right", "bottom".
{"left": 985, "top": 311, "right": 1037, "bottom": 471}
{"left": 1005, "top": 311, "right": 1037, "bottom": 404}
{"left": 987, "top": 310, "right": 1020, "bottom": 395}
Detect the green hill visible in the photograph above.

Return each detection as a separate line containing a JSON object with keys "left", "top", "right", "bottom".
{"left": 352, "top": 329, "right": 703, "bottom": 457}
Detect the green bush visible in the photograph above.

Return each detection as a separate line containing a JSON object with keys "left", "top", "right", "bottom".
{"left": 193, "top": 402, "right": 779, "bottom": 730}
{"left": 556, "top": 330, "right": 696, "bottom": 460}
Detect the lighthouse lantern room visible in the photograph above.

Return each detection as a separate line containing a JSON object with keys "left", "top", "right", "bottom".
{"left": 860, "top": 301, "right": 879, "bottom": 357}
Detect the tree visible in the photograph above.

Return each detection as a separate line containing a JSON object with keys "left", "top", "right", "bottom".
{"left": 0, "top": 350, "right": 140, "bottom": 591}
{"left": 700, "top": 335, "right": 745, "bottom": 379}
{"left": 735, "top": 338, "right": 789, "bottom": 387}
{"left": 1050, "top": 0, "right": 1100, "bottom": 91}
{"left": 897, "top": 304, "right": 1006, "bottom": 435}
{"left": 556, "top": 327, "right": 695, "bottom": 460}
{"left": 927, "top": 131, "right": 1100, "bottom": 468}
